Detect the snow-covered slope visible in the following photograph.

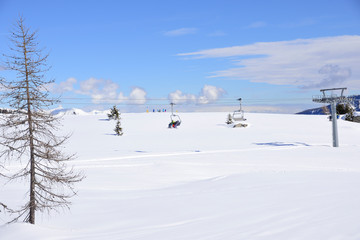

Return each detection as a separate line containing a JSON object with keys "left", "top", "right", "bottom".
{"left": 50, "top": 107, "right": 95, "bottom": 116}
{"left": 1, "top": 112, "right": 360, "bottom": 240}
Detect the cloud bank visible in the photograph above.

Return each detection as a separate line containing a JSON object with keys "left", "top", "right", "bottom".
{"left": 51, "top": 77, "right": 147, "bottom": 105}
{"left": 168, "top": 85, "right": 225, "bottom": 104}
{"left": 129, "top": 87, "right": 147, "bottom": 105}
{"left": 168, "top": 90, "right": 197, "bottom": 104}
{"left": 52, "top": 79, "right": 225, "bottom": 108}
{"left": 178, "top": 35, "right": 360, "bottom": 89}
{"left": 77, "top": 78, "right": 124, "bottom": 104}
{"left": 302, "top": 64, "right": 352, "bottom": 89}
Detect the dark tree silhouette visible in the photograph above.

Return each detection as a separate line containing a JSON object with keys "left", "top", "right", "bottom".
{"left": 108, "top": 105, "right": 120, "bottom": 120}
{"left": 114, "top": 119, "right": 123, "bottom": 136}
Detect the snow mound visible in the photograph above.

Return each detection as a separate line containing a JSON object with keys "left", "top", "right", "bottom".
{"left": 51, "top": 108, "right": 91, "bottom": 116}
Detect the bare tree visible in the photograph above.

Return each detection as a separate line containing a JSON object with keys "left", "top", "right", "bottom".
{"left": 0, "top": 16, "right": 83, "bottom": 224}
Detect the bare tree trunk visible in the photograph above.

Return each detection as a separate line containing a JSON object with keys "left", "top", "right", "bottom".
{"left": 21, "top": 22, "right": 36, "bottom": 224}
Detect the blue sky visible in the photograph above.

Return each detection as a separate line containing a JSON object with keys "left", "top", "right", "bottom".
{"left": 0, "top": 0, "right": 360, "bottom": 112}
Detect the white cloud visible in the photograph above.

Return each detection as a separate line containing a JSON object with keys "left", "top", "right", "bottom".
{"left": 129, "top": 87, "right": 147, "bottom": 105}
{"left": 50, "top": 78, "right": 148, "bottom": 106}
{"left": 77, "top": 77, "right": 122, "bottom": 104}
{"left": 164, "top": 28, "right": 197, "bottom": 36}
{"left": 198, "top": 85, "right": 226, "bottom": 104}
{"left": 117, "top": 92, "right": 128, "bottom": 102}
{"left": 302, "top": 64, "right": 351, "bottom": 89}
{"left": 78, "top": 78, "right": 113, "bottom": 95}
{"left": 178, "top": 35, "right": 360, "bottom": 90}
{"left": 59, "top": 77, "right": 77, "bottom": 92}
{"left": 168, "top": 85, "right": 225, "bottom": 105}
{"left": 168, "top": 90, "right": 197, "bottom": 104}
{"left": 47, "top": 77, "right": 77, "bottom": 93}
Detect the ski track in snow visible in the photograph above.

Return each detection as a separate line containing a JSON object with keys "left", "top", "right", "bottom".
{"left": 4, "top": 145, "right": 305, "bottom": 170}
{"left": 73, "top": 144, "right": 309, "bottom": 165}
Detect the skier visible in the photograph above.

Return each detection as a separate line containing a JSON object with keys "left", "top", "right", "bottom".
{"left": 168, "top": 120, "right": 180, "bottom": 128}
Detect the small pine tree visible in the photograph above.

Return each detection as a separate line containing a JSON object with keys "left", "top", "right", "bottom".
{"left": 336, "top": 103, "right": 352, "bottom": 115}
{"left": 107, "top": 106, "right": 123, "bottom": 136}
{"left": 344, "top": 105, "right": 355, "bottom": 122}
{"left": 226, "top": 113, "right": 233, "bottom": 124}
{"left": 114, "top": 119, "right": 123, "bottom": 136}
{"left": 108, "top": 105, "right": 120, "bottom": 120}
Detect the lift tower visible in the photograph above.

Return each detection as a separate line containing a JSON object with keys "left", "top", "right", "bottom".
{"left": 312, "top": 87, "right": 347, "bottom": 147}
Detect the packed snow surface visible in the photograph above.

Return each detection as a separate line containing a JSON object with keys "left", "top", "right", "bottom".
{"left": 1, "top": 112, "right": 360, "bottom": 239}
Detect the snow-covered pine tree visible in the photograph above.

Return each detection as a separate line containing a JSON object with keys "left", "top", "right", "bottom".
{"left": 108, "top": 105, "right": 120, "bottom": 120}
{"left": 114, "top": 119, "right": 123, "bottom": 136}
{"left": 226, "top": 113, "right": 233, "bottom": 124}
{"left": 345, "top": 104, "right": 355, "bottom": 122}
{"left": 107, "top": 105, "right": 123, "bottom": 135}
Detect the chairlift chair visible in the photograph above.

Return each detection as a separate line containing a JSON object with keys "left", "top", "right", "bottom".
{"left": 232, "top": 110, "right": 245, "bottom": 121}
{"left": 232, "top": 98, "right": 246, "bottom": 121}
{"left": 168, "top": 103, "right": 181, "bottom": 128}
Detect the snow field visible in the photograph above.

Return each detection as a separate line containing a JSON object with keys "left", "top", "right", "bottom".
{"left": 1, "top": 112, "right": 360, "bottom": 239}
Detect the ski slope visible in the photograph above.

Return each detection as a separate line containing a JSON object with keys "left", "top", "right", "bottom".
{"left": 1, "top": 112, "right": 360, "bottom": 239}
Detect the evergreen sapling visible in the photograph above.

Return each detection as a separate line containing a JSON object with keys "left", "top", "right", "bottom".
{"left": 108, "top": 105, "right": 120, "bottom": 120}
{"left": 114, "top": 119, "right": 123, "bottom": 136}
{"left": 226, "top": 113, "right": 233, "bottom": 124}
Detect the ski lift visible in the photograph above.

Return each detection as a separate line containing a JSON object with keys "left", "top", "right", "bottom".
{"left": 232, "top": 98, "right": 246, "bottom": 121}
{"left": 168, "top": 103, "right": 181, "bottom": 128}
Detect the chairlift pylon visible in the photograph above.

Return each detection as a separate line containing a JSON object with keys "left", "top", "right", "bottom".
{"left": 168, "top": 103, "right": 181, "bottom": 128}
{"left": 312, "top": 87, "right": 348, "bottom": 147}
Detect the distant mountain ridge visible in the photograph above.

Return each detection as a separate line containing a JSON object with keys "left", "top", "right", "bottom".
{"left": 297, "top": 95, "right": 360, "bottom": 115}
